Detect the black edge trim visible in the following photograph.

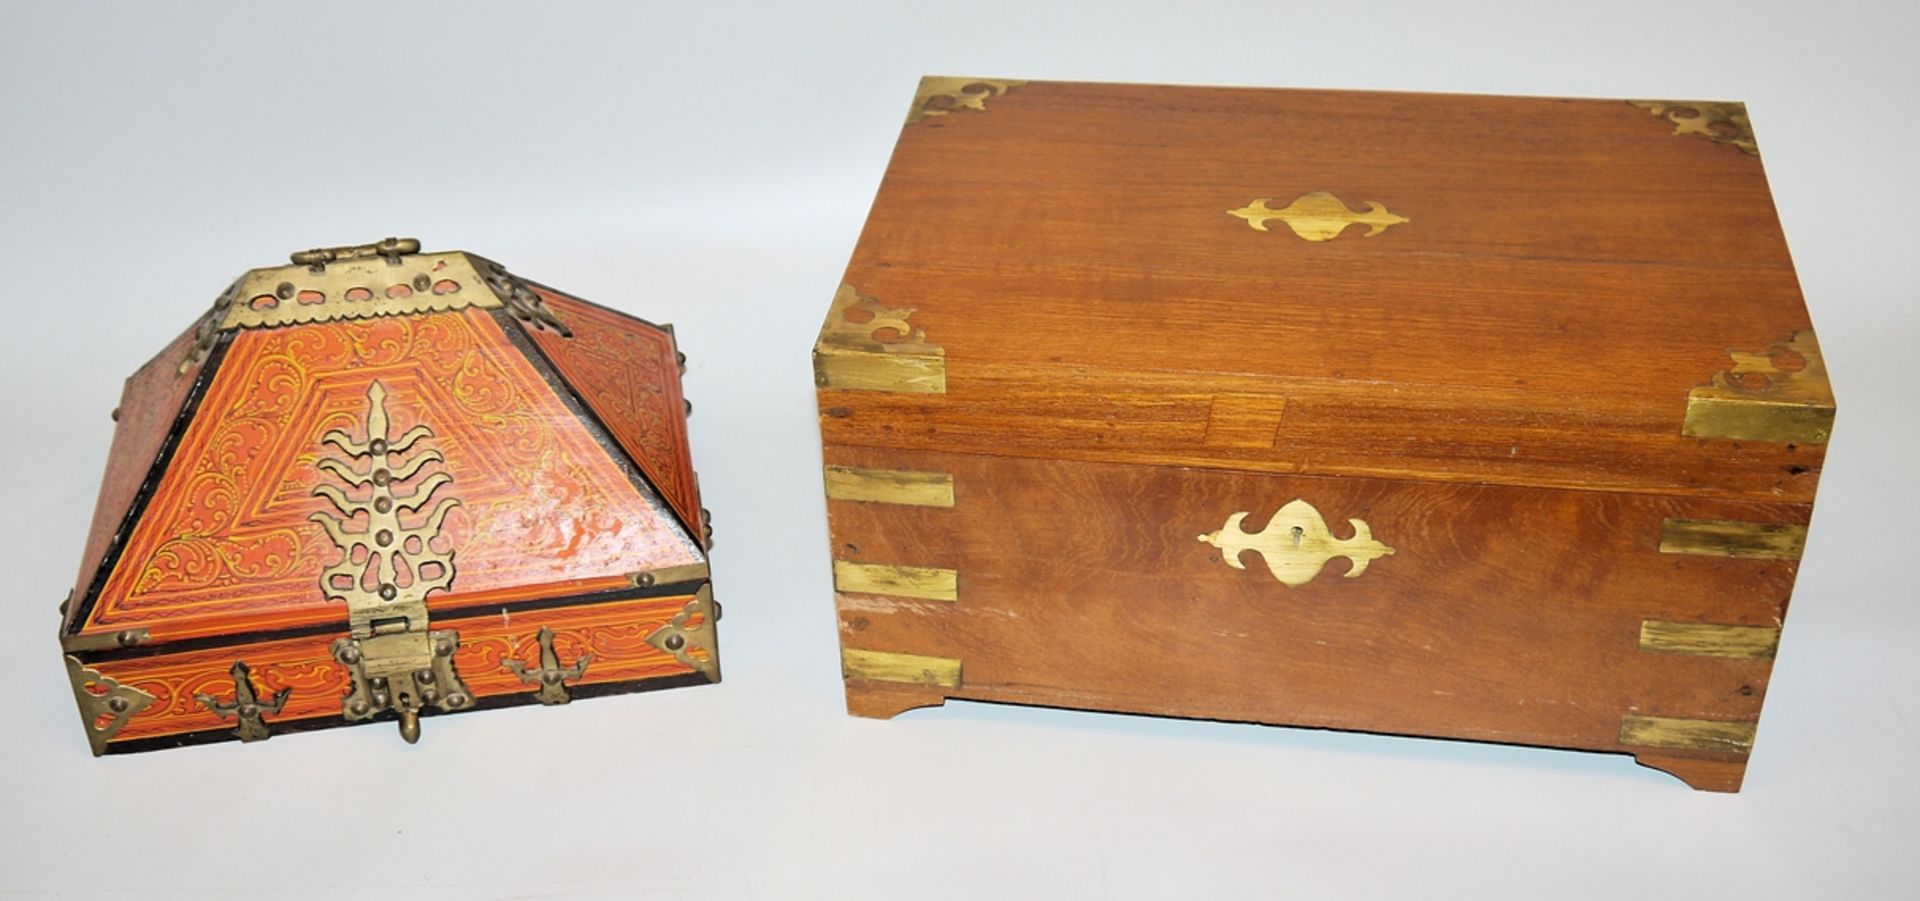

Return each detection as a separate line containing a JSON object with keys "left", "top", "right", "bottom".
{"left": 74, "top": 579, "right": 709, "bottom": 665}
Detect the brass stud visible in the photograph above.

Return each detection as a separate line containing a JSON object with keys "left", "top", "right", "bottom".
{"left": 275, "top": 281, "right": 295, "bottom": 300}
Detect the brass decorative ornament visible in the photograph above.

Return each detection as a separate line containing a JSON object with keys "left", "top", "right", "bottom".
{"left": 1658, "top": 518, "right": 1807, "bottom": 561}
{"left": 907, "top": 77, "right": 1026, "bottom": 126}
{"left": 312, "top": 380, "right": 475, "bottom": 743}
{"left": 646, "top": 584, "right": 720, "bottom": 682}
{"left": 178, "top": 237, "right": 568, "bottom": 373}
{"left": 1618, "top": 715, "right": 1758, "bottom": 754}
{"left": 195, "top": 661, "right": 291, "bottom": 742}
{"left": 1683, "top": 329, "right": 1833, "bottom": 445}
{"left": 823, "top": 465, "right": 956, "bottom": 507}
{"left": 1199, "top": 500, "right": 1395, "bottom": 587}
{"left": 832, "top": 560, "right": 959, "bottom": 602}
{"left": 1628, "top": 100, "right": 1757, "bottom": 155}
{"left": 1638, "top": 620, "right": 1781, "bottom": 660}
{"left": 813, "top": 284, "right": 946, "bottom": 393}
{"left": 1229, "top": 192, "right": 1408, "bottom": 242}
{"left": 505, "top": 626, "right": 592, "bottom": 705}
{"left": 65, "top": 656, "right": 157, "bottom": 756}
{"left": 841, "top": 648, "right": 963, "bottom": 689}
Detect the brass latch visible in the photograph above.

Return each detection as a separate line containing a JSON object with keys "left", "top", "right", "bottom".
{"left": 313, "top": 380, "right": 474, "bottom": 743}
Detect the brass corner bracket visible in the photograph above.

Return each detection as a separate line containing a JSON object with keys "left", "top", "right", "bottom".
{"left": 1199, "top": 499, "right": 1395, "bottom": 587}
{"left": 1229, "top": 192, "right": 1408, "bottom": 242}
{"left": 1683, "top": 329, "right": 1833, "bottom": 444}
{"left": 646, "top": 584, "right": 720, "bottom": 682}
{"left": 907, "top": 77, "right": 1026, "bottom": 126}
{"left": 195, "top": 660, "right": 291, "bottom": 742}
{"left": 505, "top": 626, "right": 592, "bottom": 705}
{"left": 813, "top": 284, "right": 946, "bottom": 394}
{"left": 1629, "top": 100, "right": 1757, "bottom": 155}
{"left": 66, "top": 655, "right": 156, "bottom": 756}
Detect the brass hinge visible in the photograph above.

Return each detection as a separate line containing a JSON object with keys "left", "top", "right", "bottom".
{"left": 312, "top": 380, "right": 475, "bottom": 743}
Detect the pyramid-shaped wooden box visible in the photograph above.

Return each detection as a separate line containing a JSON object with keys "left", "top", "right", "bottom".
{"left": 61, "top": 238, "right": 717, "bottom": 753}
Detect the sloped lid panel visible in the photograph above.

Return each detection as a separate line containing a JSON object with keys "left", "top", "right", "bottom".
{"left": 68, "top": 320, "right": 213, "bottom": 613}
{"left": 74, "top": 307, "right": 702, "bottom": 644}
{"left": 520, "top": 289, "right": 703, "bottom": 534}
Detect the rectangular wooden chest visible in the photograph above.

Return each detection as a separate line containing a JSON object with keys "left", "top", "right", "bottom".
{"left": 813, "top": 79, "right": 1832, "bottom": 791}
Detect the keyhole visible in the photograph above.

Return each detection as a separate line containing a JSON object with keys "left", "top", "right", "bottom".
{"left": 1290, "top": 525, "right": 1304, "bottom": 548}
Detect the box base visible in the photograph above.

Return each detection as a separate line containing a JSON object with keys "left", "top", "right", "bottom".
{"left": 845, "top": 681, "right": 1752, "bottom": 792}
{"left": 844, "top": 679, "right": 948, "bottom": 720}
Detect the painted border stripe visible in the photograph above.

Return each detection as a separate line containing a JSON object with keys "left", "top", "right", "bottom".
{"left": 1639, "top": 620, "right": 1780, "bottom": 659}
{"left": 824, "top": 465, "right": 955, "bottom": 507}
{"left": 1659, "top": 518, "right": 1807, "bottom": 560}
{"left": 1619, "top": 715, "right": 1757, "bottom": 754}
{"left": 841, "top": 648, "right": 962, "bottom": 688}
{"left": 832, "top": 561, "right": 958, "bottom": 602}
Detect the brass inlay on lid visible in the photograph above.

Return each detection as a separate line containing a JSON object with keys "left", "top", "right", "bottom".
{"left": 1229, "top": 192, "right": 1408, "bottom": 242}
{"left": 906, "top": 77, "right": 1026, "bottom": 126}
{"left": 1628, "top": 100, "right": 1758, "bottom": 155}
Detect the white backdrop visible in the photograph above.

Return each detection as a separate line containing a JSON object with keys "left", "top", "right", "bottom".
{"left": 3, "top": 2, "right": 1915, "bottom": 898}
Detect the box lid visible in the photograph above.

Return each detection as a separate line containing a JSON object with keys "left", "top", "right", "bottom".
{"left": 815, "top": 79, "right": 1833, "bottom": 503}
{"left": 62, "top": 240, "right": 710, "bottom": 654}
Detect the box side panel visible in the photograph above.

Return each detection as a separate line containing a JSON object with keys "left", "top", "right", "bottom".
{"left": 67, "top": 320, "right": 216, "bottom": 618}
{"left": 817, "top": 357, "right": 1828, "bottom": 504}
{"left": 71, "top": 590, "right": 710, "bottom": 752}
{"left": 822, "top": 445, "right": 1802, "bottom": 782}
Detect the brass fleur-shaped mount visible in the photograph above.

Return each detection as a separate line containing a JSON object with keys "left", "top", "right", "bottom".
{"left": 1229, "top": 192, "right": 1409, "bottom": 242}
{"left": 1629, "top": 100, "right": 1758, "bottom": 155}
{"left": 1199, "top": 500, "right": 1395, "bottom": 588}
{"left": 907, "top": 77, "right": 1026, "bottom": 126}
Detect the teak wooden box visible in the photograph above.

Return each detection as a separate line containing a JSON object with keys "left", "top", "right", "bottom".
{"left": 61, "top": 239, "right": 718, "bottom": 753}
{"left": 813, "top": 79, "right": 1832, "bottom": 791}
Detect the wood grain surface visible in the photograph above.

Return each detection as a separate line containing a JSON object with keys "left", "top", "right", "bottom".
{"left": 825, "top": 444, "right": 1797, "bottom": 789}
{"left": 818, "top": 80, "right": 1826, "bottom": 790}
{"left": 828, "top": 80, "right": 1826, "bottom": 502}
